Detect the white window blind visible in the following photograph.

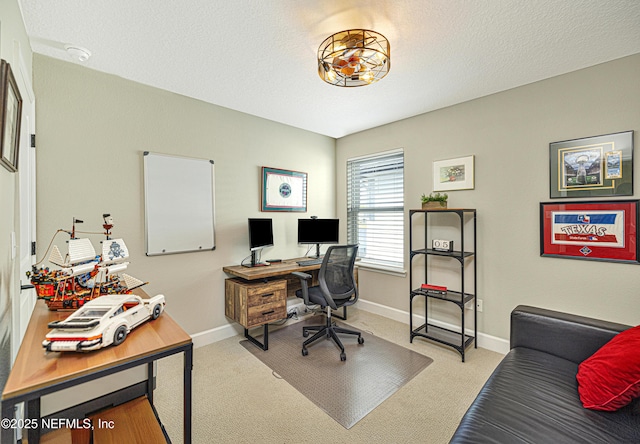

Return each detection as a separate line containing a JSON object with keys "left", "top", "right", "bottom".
{"left": 347, "top": 150, "right": 404, "bottom": 270}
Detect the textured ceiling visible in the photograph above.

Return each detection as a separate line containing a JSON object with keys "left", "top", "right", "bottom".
{"left": 18, "top": 0, "right": 640, "bottom": 138}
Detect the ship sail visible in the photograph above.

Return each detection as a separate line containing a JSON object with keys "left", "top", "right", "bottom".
{"left": 94, "top": 238, "right": 130, "bottom": 281}
{"left": 122, "top": 273, "right": 147, "bottom": 290}
{"left": 97, "top": 262, "right": 129, "bottom": 276}
{"left": 49, "top": 239, "right": 98, "bottom": 270}
{"left": 101, "top": 239, "right": 129, "bottom": 265}
{"left": 68, "top": 238, "right": 97, "bottom": 265}
{"left": 67, "top": 262, "right": 97, "bottom": 277}
{"left": 48, "top": 245, "right": 66, "bottom": 267}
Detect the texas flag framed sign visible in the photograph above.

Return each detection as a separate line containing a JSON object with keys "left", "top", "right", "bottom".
{"left": 540, "top": 200, "right": 639, "bottom": 263}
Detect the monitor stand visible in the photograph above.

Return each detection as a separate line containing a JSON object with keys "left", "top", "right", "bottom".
{"left": 249, "top": 249, "right": 269, "bottom": 267}
{"left": 312, "top": 243, "right": 321, "bottom": 258}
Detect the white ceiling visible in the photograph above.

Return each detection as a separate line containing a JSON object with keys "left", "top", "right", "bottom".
{"left": 18, "top": 0, "right": 640, "bottom": 138}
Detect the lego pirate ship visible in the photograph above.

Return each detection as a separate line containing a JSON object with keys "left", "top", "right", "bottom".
{"left": 27, "top": 214, "right": 147, "bottom": 310}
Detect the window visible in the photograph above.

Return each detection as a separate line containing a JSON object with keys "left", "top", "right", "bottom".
{"left": 347, "top": 150, "right": 404, "bottom": 270}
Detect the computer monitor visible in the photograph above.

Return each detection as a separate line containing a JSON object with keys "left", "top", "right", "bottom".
{"left": 297, "top": 218, "right": 339, "bottom": 258}
{"left": 248, "top": 218, "right": 273, "bottom": 266}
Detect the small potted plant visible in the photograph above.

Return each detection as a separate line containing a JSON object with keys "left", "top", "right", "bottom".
{"left": 421, "top": 192, "right": 448, "bottom": 210}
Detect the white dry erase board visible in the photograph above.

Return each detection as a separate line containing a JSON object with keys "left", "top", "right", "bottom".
{"left": 143, "top": 152, "right": 216, "bottom": 255}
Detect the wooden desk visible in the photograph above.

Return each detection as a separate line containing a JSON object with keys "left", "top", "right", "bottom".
{"left": 223, "top": 258, "right": 352, "bottom": 350}
{"left": 223, "top": 257, "right": 323, "bottom": 299}
{"left": 1, "top": 298, "right": 193, "bottom": 444}
{"left": 222, "top": 257, "right": 323, "bottom": 281}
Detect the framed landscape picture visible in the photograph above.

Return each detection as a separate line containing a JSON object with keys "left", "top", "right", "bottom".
{"left": 540, "top": 200, "right": 639, "bottom": 264}
{"left": 432, "top": 155, "right": 474, "bottom": 191}
{"left": 549, "top": 131, "right": 633, "bottom": 198}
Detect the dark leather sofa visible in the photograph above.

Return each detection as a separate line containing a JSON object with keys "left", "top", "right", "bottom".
{"left": 450, "top": 305, "right": 639, "bottom": 443}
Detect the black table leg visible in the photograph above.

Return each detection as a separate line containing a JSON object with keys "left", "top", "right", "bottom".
{"left": 1, "top": 401, "right": 14, "bottom": 444}
{"left": 244, "top": 324, "right": 269, "bottom": 350}
{"left": 184, "top": 343, "right": 193, "bottom": 443}
{"left": 147, "top": 362, "right": 154, "bottom": 405}
{"left": 27, "top": 398, "right": 41, "bottom": 444}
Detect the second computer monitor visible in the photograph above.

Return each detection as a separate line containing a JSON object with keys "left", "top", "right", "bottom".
{"left": 298, "top": 218, "right": 339, "bottom": 257}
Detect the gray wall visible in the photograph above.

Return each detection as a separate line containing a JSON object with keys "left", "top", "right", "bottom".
{"left": 337, "top": 53, "right": 640, "bottom": 340}
{"left": 33, "top": 55, "right": 336, "bottom": 335}
{"left": 27, "top": 45, "right": 640, "bottom": 345}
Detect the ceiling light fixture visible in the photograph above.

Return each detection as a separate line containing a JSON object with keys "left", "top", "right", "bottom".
{"left": 317, "top": 29, "right": 390, "bottom": 87}
{"left": 64, "top": 45, "right": 92, "bottom": 63}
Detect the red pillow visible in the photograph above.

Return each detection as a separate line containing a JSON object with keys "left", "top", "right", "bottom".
{"left": 576, "top": 325, "right": 640, "bottom": 411}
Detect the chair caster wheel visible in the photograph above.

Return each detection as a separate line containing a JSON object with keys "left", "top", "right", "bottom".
{"left": 302, "top": 348, "right": 308, "bottom": 356}
{"left": 358, "top": 336, "right": 364, "bottom": 345}
{"left": 303, "top": 331, "right": 309, "bottom": 337}
{"left": 340, "top": 353, "right": 346, "bottom": 361}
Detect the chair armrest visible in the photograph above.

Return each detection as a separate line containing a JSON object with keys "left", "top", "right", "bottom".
{"left": 510, "top": 305, "right": 631, "bottom": 364}
{"left": 291, "top": 271, "right": 312, "bottom": 280}
{"left": 292, "top": 271, "right": 312, "bottom": 305}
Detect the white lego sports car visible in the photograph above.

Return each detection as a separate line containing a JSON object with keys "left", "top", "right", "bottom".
{"left": 43, "top": 294, "right": 165, "bottom": 352}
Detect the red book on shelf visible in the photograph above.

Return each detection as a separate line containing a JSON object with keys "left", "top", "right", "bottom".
{"left": 422, "top": 284, "right": 447, "bottom": 296}
{"left": 421, "top": 283, "right": 447, "bottom": 291}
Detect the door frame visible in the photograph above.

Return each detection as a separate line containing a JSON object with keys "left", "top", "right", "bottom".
{"left": 12, "top": 42, "right": 36, "bottom": 363}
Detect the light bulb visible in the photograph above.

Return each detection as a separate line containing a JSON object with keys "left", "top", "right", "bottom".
{"left": 360, "top": 71, "right": 374, "bottom": 83}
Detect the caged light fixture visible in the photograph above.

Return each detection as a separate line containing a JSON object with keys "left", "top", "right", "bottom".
{"left": 317, "top": 29, "right": 390, "bottom": 87}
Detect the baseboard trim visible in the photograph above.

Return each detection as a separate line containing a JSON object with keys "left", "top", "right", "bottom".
{"left": 191, "top": 323, "right": 242, "bottom": 349}
{"left": 356, "top": 298, "right": 509, "bottom": 355}
{"left": 191, "top": 300, "right": 510, "bottom": 355}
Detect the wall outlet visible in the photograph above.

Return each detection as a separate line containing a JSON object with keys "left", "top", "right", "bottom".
{"left": 476, "top": 299, "right": 483, "bottom": 312}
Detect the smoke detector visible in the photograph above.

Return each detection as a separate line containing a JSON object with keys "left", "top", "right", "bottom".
{"left": 64, "top": 45, "right": 92, "bottom": 62}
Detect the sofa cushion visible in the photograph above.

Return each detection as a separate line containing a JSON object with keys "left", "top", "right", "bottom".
{"left": 450, "top": 347, "right": 640, "bottom": 443}
{"left": 577, "top": 324, "right": 640, "bottom": 411}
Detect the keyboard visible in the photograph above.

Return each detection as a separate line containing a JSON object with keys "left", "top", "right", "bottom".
{"left": 296, "top": 258, "right": 323, "bottom": 266}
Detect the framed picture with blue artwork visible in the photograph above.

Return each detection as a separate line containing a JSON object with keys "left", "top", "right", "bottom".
{"left": 261, "top": 167, "right": 307, "bottom": 212}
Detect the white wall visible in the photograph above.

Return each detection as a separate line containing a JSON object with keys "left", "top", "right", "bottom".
{"left": 0, "top": 0, "right": 33, "bottom": 389}
{"left": 337, "top": 54, "right": 640, "bottom": 341}
{"left": 33, "top": 55, "right": 336, "bottom": 337}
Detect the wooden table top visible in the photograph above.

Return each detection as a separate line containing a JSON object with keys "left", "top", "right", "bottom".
{"left": 2, "top": 295, "right": 191, "bottom": 401}
{"left": 223, "top": 257, "right": 323, "bottom": 280}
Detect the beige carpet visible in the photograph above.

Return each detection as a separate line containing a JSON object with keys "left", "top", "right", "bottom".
{"left": 154, "top": 307, "right": 504, "bottom": 443}
{"left": 240, "top": 316, "right": 433, "bottom": 429}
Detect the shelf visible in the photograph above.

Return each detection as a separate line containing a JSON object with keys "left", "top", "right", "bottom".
{"left": 411, "top": 323, "right": 475, "bottom": 353}
{"left": 410, "top": 208, "right": 476, "bottom": 213}
{"left": 91, "top": 396, "right": 167, "bottom": 443}
{"left": 411, "top": 289, "right": 474, "bottom": 307}
{"left": 411, "top": 248, "right": 475, "bottom": 259}
{"left": 409, "top": 207, "right": 477, "bottom": 361}
{"left": 36, "top": 427, "right": 77, "bottom": 444}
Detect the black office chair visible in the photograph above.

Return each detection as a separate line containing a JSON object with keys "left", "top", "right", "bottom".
{"left": 292, "top": 244, "right": 363, "bottom": 361}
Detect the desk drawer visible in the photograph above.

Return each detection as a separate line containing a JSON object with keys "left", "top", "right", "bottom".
{"left": 225, "top": 278, "right": 287, "bottom": 328}
{"left": 246, "top": 284, "right": 285, "bottom": 307}
{"left": 247, "top": 302, "right": 286, "bottom": 327}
